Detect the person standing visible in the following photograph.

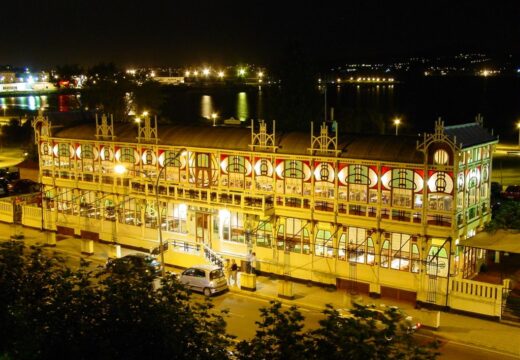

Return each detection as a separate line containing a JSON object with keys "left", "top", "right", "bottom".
{"left": 223, "top": 259, "right": 231, "bottom": 284}
{"left": 230, "top": 259, "right": 238, "bottom": 286}
{"left": 250, "top": 252, "right": 257, "bottom": 275}
{"left": 246, "top": 251, "right": 252, "bottom": 274}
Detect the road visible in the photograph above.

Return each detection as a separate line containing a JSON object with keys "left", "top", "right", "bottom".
{"left": 208, "top": 291, "right": 520, "bottom": 359}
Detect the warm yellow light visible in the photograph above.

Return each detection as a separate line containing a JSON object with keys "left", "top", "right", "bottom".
{"left": 185, "top": 70, "right": 191, "bottom": 77}
{"left": 2, "top": 105, "right": 7, "bottom": 110}
{"left": 517, "top": 122, "right": 520, "bottom": 129}
{"left": 203, "top": 68, "right": 210, "bottom": 76}
{"left": 142, "top": 111, "right": 149, "bottom": 117}
{"left": 337, "top": 78, "right": 341, "bottom": 83}
{"left": 218, "top": 71, "right": 224, "bottom": 78}
{"left": 114, "top": 164, "right": 127, "bottom": 174}
{"left": 211, "top": 112, "right": 218, "bottom": 119}
{"left": 193, "top": 71, "right": 199, "bottom": 76}
{"left": 394, "top": 118, "right": 401, "bottom": 125}
{"left": 135, "top": 117, "right": 141, "bottom": 123}
{"left": 238, "top": 68, "right": 246, "bottom": 76}
{"left": 258, "top": 71, "right": 264, "bottom": 78}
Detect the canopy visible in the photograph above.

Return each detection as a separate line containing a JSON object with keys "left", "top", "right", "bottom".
{"left": 460, "top": 230, "right": 520, "bottom": 253}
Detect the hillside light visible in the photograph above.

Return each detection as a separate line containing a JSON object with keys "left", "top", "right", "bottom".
{"left": 394, "top": 118, "right": 401, "bottom": 136}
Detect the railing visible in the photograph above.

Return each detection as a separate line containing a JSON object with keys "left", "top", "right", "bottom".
{"left": 202, "top": 243, "right": 224, "bottom": 268}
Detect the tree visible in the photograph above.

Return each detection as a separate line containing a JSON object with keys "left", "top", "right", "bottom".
{"left": 131, "top": 80, "right": 165, "bottom": 116}
{"left": 485, "top": 200, "right": 520, "bottom": 232}
{"left": 235, "top": 301, "right": 309, "bottom": 360}
{"left": 308, "top": 303, "right": 439, "bottom": 360}
{"left": 0, "top": 242, "right": 233, "bottom": 360}
{"left": 236, "top": 301, "right": 439, "bottom": 360}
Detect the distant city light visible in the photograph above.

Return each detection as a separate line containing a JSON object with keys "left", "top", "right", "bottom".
{"left": 218, "top": 71, "right": 225, "bottom": 78}
{"left": 185, "top": 71, "right": 191, "bottom": 77}
{"left": 238, "top": 68, "right": 246, "bottom": 76}
{"left": 202, "top": 68, "right": 210, "bottom": 76}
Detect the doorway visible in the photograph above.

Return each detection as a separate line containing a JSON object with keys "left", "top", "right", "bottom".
{"left": 196, "top": 212, "right": 210, "bottom": 245}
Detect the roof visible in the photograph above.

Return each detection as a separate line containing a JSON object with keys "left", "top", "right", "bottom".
{"left": 460, "top": 230, "right": 520, "bottom": 253}
{"left": 53, "top": 123, "right": 425, "bottom": 164}
{"left": 190, "top": 264, "right": 221, "bottom": 271}
{"left": 444, "top": 123, "right": 498, "bottom": 149}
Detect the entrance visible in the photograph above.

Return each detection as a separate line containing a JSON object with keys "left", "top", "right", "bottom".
{"left": 196, "top": 212, "right": 210, "bottom": 245}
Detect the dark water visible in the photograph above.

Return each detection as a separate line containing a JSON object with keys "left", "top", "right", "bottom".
{"left": 1, "top": 76, "right": 519, "bottom": 142}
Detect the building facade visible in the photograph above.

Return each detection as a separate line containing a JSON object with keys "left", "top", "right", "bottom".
{"left": 26, "top": 111, "right": 506, "bottom": 317}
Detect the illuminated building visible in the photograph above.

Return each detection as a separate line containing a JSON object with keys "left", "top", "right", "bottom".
{"left": 26, "top": 111, "right": 506, "bottom": 317}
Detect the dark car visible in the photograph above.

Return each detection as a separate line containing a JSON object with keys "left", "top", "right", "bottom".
{"left": 501, "top": 185, "right": 520, "bottom": 201}
{"left": 105, "top": 253, "right": 161, "bottom": 275}
{"left": 8, "top": 179, "right": 40, "bottom": 194}
{"left": 0, "top": 178, "right": 9, "bottom": 197}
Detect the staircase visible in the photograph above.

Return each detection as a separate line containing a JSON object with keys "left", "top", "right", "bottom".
{"left": 202, "top": 244, "right": 224, "bottom": 268}
{"left": 502, "top": 289, "right": 520, "bottom": 323}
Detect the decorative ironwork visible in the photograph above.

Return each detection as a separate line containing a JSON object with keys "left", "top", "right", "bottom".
{"left": 417, "top": 117, "right": 461, "bottom": 154}
{"left": 136, "top": 114, "right": 159, "bottom": 144}
{"left": 95, "top": 114, "right": 115, "bottom": 140}
{"left": 308, "top": 121, "right": 340, "bottom": 155}
{"left": 250, "top": 120, "right": 277, "bottom": 151}
{"left": 31, "top": 109, "right": 51, "bottom": 143}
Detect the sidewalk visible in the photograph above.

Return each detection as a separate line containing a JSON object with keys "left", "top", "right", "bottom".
{"left": 1, "top": 224, "right": 519, "bottom": 358}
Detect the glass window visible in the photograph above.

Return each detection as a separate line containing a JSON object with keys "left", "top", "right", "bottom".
{"left": 427, "top": 246, "right": 448, "bottom": 277}
{"left": 338, "top": 233, "right": 347, "bottom": 260}
{"left": 256, "top": 220, "right": 272, "bottom": 247}
{"left": 315, "top": 229, "right": 333, "bottom": 257}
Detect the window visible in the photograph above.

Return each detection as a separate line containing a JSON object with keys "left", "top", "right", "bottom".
{"left": 120, "top": 147, "right": 135, "bottom": 163}
{"left": 427, "top": 246, "right": 448, "bottom": 277}
{"left": 315, "top": 229, "right": 333, "bottom": 257}
{"left": 390, "top": 233, "right": 411, "bottom": 271}
{"left": 164, "top": 150, "right": 184, "bottom": 182}
{"left": 278, "top": 218, "right": 310, "bottom": 254}
{"left": 338, "top": 233, "right": 347, "bottom": 261}
{"left": 347, "top": 227, "right": 366, "bottom": 263}
{"left": 256, "top": 220, "right": 272, "bottom": 247}
{"left": 433, "top": 149, "right": 449, "bottom": 165}
{"left": 171, "top": 204, "right": 187, "bottom": 233}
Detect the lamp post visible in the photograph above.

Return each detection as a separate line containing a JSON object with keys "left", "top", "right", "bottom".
{"left": 517, "top": 122, "right": 520, "bottom": 147}
{"left": 115, "top": 148, "right": 186, "bottom": 277}
{"left": 211, "top": 112, "right": 218, "bottom": 127}
{"left": 393, "top": 118, "right": 401, "bottom": 136}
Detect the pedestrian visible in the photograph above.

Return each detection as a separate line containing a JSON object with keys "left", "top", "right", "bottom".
{"left": 246, "top": 251, "right": 252, "bottom": 273}
{"left": 230, "top": 259, "right": 238, "bottom": 286}
{"left": 250, "top": 252, "right": 257, "bottom": 275}
{"left": 223, "top": 258, "right": 231, "bottom": 284}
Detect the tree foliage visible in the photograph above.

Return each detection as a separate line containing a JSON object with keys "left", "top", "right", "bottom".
{"left": 485, "top": 200, "right": 520, "bottom": 232}
{"left": 0, "top": 242, "right": 232, "bottom": 360}
{"left": 0, "top": 242, "right": 438, "bottom": 360}
{"left": 235, "top": 301, "right": 439, "bottom": 360}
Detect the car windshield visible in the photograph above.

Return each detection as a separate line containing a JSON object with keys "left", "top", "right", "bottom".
{"left": 209, "top": 269, "right": 224, "bottom": 280}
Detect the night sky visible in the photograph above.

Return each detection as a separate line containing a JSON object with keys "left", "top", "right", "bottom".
{"left": 1, "top": 1, "right": 518, "bottom": 68}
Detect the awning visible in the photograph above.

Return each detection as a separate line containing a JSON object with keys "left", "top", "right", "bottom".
{"left": 460, "top": 230, "right": 520, "bottom": 253}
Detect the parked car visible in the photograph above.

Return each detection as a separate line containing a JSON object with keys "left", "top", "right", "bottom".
{"left": 0, "top": 178, "right": 9, "bottom": 197}
{"left": 8, "top": 179, "right": 40, "bottom": 194}
{"left": 179, "top": 264, "right": 228, "bottom": 296}
{"left": 105, "top": 253, "right": 161, "bottom": 276}
{"left": 501, "top": 185, "right": 520, "bottom": 201}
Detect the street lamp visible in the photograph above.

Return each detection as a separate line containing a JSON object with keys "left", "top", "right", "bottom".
{"left": 2, "top": 105, "right": 6, "bottom": 116}
{"left": 393, "top": 118, "right": 401, "bottom": 136}
{"left": 211, "top": 112, "right": 218, "bottom": 126}
{"left": 517, "top": 122, "right": 520, "bottom": 147}
{"left": 115, "top": 148, "right": 187, "bottom": 277}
